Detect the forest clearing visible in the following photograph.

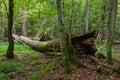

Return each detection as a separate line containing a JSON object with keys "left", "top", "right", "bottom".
{"left": 0, "top": 0, "right": 120, "bottom": 80}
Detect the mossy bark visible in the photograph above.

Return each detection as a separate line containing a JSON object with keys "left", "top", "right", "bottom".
{"left": 107, "top": 0, "right": 114, "bottom": 64}
{"left": 63, "top": 33, "right": 81, "bottom": 73}
{"left": 63, "top": 45, "right": 72, "bottom": 74}
{"left": 13, "top": 34, "right": 60, "bottom": 52}
{"left": 65, "top": 33, "right": 80, "bottom": 65}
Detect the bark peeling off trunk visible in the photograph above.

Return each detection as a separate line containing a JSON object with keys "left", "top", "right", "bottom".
{"left": 13, "top": 30, "right": 97, "bottom": 56}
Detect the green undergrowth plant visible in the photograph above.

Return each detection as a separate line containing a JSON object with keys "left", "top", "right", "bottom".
{"left": 96, "top": 52, "right": 106, "bottom": 59}
{"left": 0, "top": 61, "right": 24, "bottom": 79}
{"left": 0, "top": 61, "right": 24, "bottom": 73}
{"left": 0, "top": 72, "right": 10, "bottom": 80}
{"left": 0, "top": 42, "right": 33, "bottom": 56}
{"left": 112, "top": 65, "right": 120, "bottom": 75}
{"left": 96, "top": 40, "right": 116, "bottom": 57}
{"left": 30, "top": 71, "right": 45, "bottom": 80}
{"left": 96, "top": 40, "right": 107, "bottom": 54}
{"left": 95, "top": 65, "right": 109, "bottom": 73}
{"left": 117, "top": 65, "right": 120, "bottom": 75}
{"left": 55, "top": 52, "right": 62, "bottom": 56}
{"left": 29, "top": 58, "right": 57, "bottom": 80}
{"left": 112, "top": 54, "right": 120, "bottom": 59}
{"left": 0, "top": 42, "right": 8, "bottom": 55}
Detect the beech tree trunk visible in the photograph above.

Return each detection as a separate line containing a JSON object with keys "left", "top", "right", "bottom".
{"left": 3, "top": 11, "right": 8, "bottom": 38}
{"left": 6, "top": 0, "right": 14, "bottom": 58}
{"left": 107, "top": 0, "right": 118, "bottom": 64}
{"left": 84, "top": 0, "right": 89, "bottom": 32}
{"left": 22, "top": 10, "right": 27, "bottom": 36}
{"left": 69, "top": 0, "right": 74, "bottom": 33}
{"left": 98, "top": 0, "right": 106, "bottom": 44}
{"left": 107, "top": 0, "right": 113, "bottom": 64}
{"left": 1, "top": 0, "right": 8, "bottom": 38}
{"left": 111, "top": 0, "right": 118, "bottom": 41}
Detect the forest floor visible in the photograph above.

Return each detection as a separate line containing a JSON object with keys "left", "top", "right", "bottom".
{"left": 0, "top": 42, "right": 120, "bottom": 80}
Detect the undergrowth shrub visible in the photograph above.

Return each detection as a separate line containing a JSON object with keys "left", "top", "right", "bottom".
{"left": 29, "top": 58, "right": 57, "bottom": 80}
{"left": 0, "top": 61, "right": 24, "bottom": 79}
{"left": 0, "top": 61, "right": 24, "bottom": 73}
{"left": 0, "top": 72, "right": 9, "bottom": 80}
{"left": 0, "top": 42, "right": 32, "bottom": 56}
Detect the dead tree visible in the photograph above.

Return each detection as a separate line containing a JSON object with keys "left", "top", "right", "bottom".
{"left": 13, "top": 30, "right": 97, "bottom": 56}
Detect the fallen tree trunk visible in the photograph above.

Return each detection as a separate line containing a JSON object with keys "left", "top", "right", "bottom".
{"left": 13, "top": 34, "right": 60, "bottom": 52}
{"left": 13, "top": 30, "right": 97, "bottom": 56}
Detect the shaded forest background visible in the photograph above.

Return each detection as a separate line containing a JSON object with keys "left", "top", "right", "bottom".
{"left": 0, "top": 0, "right": 120, "bottom": 39}
{"left": 0, "top": 0, "right": 120, "bottom": 80}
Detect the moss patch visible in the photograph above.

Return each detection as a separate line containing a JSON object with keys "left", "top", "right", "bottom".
{"left": 40, "top": 42, "right": 49, "bottom": 48}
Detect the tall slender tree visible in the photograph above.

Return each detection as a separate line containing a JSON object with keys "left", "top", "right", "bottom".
{"left": 1, "top": 0, "right": 8, "bottom": 38}
{"left": 22, "top": 10, "right": 27, "bottom": 36}
{"left": 84, "top": 0, "right": 89, "bottom": 32}
{"left": 56, "top": 0, "right": 65, "bottom": 55}
{"left": 98, "top": 0, "right": 107, "bottom": 44}
{"left": 69, "top": 0, "right": 74, "bottom": 33}
{"left": 107, "top": 0, "right": 118, "bottom": 64}
{"left": 112, "top": 0, "right": 118, "bottom": 40}
{"left": 6, "top": 0, "right": 14, "bottom": 58}
{"left": 56, "top": 0, "right": 80, "bottom": 73}
{"left": 56, "top": 0, "right": 72, "bottom": 73}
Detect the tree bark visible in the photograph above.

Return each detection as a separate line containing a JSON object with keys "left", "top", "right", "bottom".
{"left": 56, "top": 0, "right": 65, "bottom": 53}
{"left": 56, "top": 0, "right": 72, "bottom": 73}
{"left": 6, "top": 0, "right": 14, "bottom": 58}
{"left": 1, "top": 0, "right": 8, "bottom": 38}
{"left": 107, "top": 0, "right": 118, "bottom": 64}
{"left": 98, "top": 0, "right": 106, "bottom": 44}
{"left": 107, "top": 0, "right": 113, "bottom": 64}
{"left": 22, "top": 10, "right": 27, "bottom": 36}
{"left": 84, "top": 0, "right": 89, "bottom": 32}
{"left": 111, "top": 0, "right": 118, "bottom": 41}
{"left": 3, "top": 17, "right": 8, "bottom": 37}
{"left": 69, "top": 0, "right": 74, "bottom": 33}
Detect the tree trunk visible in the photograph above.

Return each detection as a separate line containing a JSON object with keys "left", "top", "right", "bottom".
{"left": 37, "top": 0, "right": 41, "bottom": 28}
{"left": 22, "top": 10, "right": 27, "bottom": 36}
{"left": 107, "top": 0, "right": 114, "bottom": 64}
{"left": 98, "top": 0, "right": 106, "bottom": 44}
{"left": 84, "top": 0, "right": 89, "bottom": 32}
{"left": 2, "top": 2, "right": 8, "bottom": 38}
{"left": 6, "top": 0, "right": 14, "bottom": 59}
{"left": 69, "top": 0, "right": 74, "bottom": 33}
{"left": 107, "top": 0, "right": 118, "bottom": 64}
{"left": 111, "top": 0, "right": 118, "bottom": 41}
{"left": 3, "top": 19, "right": 8, "bottom": 37}
{"left": 56, "top": 0, "right": 72, "bottom": 73}
{"left": 34, "top": 0, "right": 41, "bottom": 40}
{"left": 78, "top": 0, "right": 83, "bottom": 33}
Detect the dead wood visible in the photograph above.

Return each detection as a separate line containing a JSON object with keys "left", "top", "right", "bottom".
{"left": 13, "top": 30, "right": 97, "bottom": 56}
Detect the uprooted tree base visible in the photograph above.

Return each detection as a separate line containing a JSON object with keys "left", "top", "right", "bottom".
{"left": 13, "top": 30, "right": 97, "bottom": 57}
